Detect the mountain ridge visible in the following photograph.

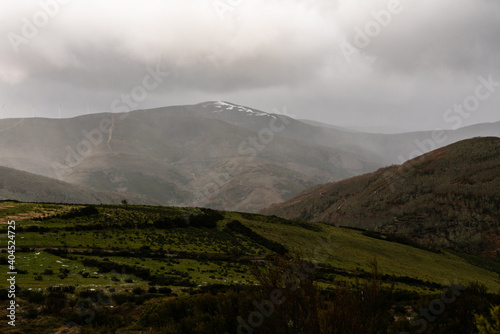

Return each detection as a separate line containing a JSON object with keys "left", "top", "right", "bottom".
{"left": 0, "top": 106, "right": 381, "bottom": 212}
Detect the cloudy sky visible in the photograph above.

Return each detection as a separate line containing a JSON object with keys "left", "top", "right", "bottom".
{"left": 0, "top": 0, "right": 499, "bottom": 131}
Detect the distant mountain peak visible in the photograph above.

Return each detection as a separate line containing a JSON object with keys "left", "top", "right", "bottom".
{"left": 202, "top": 101, "right": 275, "bottom": 118}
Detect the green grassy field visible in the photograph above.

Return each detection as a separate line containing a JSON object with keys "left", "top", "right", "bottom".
{"left": 1, "top": 201, "right": 499, "bottom": 333}
{"left": 0, "top": 201, "right": 498, "bottom": 294}
{"left": 237, "top": 213, "right": 500, "bottom": 291}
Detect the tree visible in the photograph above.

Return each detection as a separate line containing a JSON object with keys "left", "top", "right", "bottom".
{"left": 476, "top": 305, "right": 500, "bottom": 334}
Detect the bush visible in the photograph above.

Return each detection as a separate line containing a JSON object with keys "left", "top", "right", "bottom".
{"left": 113, "top": 293, "right": 134, "bottom": 305}
{"left": 158, "top": 287, "right": 172, "bottom": 294}
{"left": 137, "top": 291, "right": 244, "bottom": 331}
{"left": 476, "top": 305, "right": 500, "bottom": 334}
{"left": 42, "top": 292, "right": 66, "bottom": 314}
{"left": 24, "top": 290, "right": 45, "bottom": 304}
{"left": 79, "top": 289, "right": 103, "bottom": 299}
{"left": 22, "top": 306, "right": 39, "bottom": 319}
{"left": 0, "top": 289, "right": 10, "bottom": 301}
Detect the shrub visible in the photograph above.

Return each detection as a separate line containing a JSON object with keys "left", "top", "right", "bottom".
{"left": 476, "top": 305, "right": 500, "bottom": 334}
{"left": 158, "top": 287, "right": 172, "bottom": 294}
{"left": 22, "top": 306, "right": 39, "bottom": 319}
{"left": 113, "top": 293, "right": 133, "bottom": 305}
{"left": 24, "top": 290, "right": 45, "bottom": 304}
{"left": 79, "top": 289, "right": 103, "bottom": 299}
{"left": 42, "top": 292, "right": 66, "bottom": 314}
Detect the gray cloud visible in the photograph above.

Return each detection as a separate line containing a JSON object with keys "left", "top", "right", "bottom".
{"left": 0, "top": 0, "right": 498, "bottom": 131}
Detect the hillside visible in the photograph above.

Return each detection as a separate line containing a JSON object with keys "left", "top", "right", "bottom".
{"left": 261, "top": 137, "right": 500, "bottom": 258}
{"left": 0, "top": 102, "right": 499, "bottom": 212}
{"left": 0, "top": 102, "right": 382, "bottom": 212}
{"left": 198, "top": 102, "right": 500, "bottom": 165}
{"left": 0, "top": 166, "right": 158, "bottom": 205}
{"left": 0, "top": 202, "right": 499, "bottom": 333}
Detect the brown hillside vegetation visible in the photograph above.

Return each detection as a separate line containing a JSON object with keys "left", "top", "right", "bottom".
{"left": 261, "top": 137, "right": 500, "bottom": 258}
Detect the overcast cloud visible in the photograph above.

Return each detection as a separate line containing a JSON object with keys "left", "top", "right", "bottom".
{"left": 0, "top": 0, "right": 499, "bottom": 131}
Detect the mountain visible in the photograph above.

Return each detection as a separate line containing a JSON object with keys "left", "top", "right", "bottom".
{"left": 371, "top": 122, "right": 500, "bottom": 163}
{"left": 261, "top": 137, "right": 500, "bottom": 258}
{"left": 0, "top": 102, "right": 381, "bottom": 212}
{"left": 147, "top": 102, "right": 500, "bottom": 167}
{"left": 0, "top": 101, "right": 498, "bottom": 212}
{"left": 298, "top": 119, "right": 411, "bottom": 134}
{"left": 0, "top": 165, "right": 157, "bottom": 205}
{"left": 297, "top": 119, "right": 359, "bottom": 132}
{"left": 301, "top": 118, "right": 500, "bottom": 164}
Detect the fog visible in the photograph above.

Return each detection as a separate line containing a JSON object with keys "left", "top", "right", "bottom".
{"left": 0, "top": 0, "right": 499, "bottom": 131}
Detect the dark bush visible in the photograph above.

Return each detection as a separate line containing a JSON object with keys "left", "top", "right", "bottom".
{"left": 79, "top": 289, "right": 103, "bottom": 299}
{"left": 22, "top": 306, "right": 39, "bottom": 319}
{"left": 158, "top": 287, "right": 172, "bottom": 294}
{"left": 113, "top": 293, "right": 134, "bottom": 305}
{"left": 42, "top": 292, "right": 66, "bottom": 314}
{"left": 23, "top": 290, "right": 45, "bottom": 304}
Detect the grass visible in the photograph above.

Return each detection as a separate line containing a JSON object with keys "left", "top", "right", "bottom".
{"left": 0, "top": 251, "right": 145, "bottom": 291}
{"left": 11, "top": 227, "right": 267, "bottom": 255}
{"left": 0, "top": 201, "right": 499, "bottom": 295}
{"left": 87, "top": 256, "right": 254, "bottom": 286}
{"left": 241, "top": 215, "right": 500, "bottom": 292}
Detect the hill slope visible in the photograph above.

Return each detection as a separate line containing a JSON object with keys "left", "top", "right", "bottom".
{"left": 199, "top": 102, "right": 500, "bottom": 165}
{"left": 0, "top": 103, "right": 382, "bottom": 212}
{"left": 0, "top": 201, "right": 498, "bottom": 291}
{"left": 0, "top": 201, "right": 499, "bottom": 333}
{"left": 0, "top": 165, "right": 158, "bottom": 205}
{"left": 0, "top": 101, "right": 498, "bottom": 212}
{"left": 261, "top": 137, "right": 500, "bottom": 258}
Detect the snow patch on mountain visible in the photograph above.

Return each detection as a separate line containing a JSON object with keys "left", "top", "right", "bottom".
{"left": 205, "top": 101, "right": 276, "bottom": 119}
